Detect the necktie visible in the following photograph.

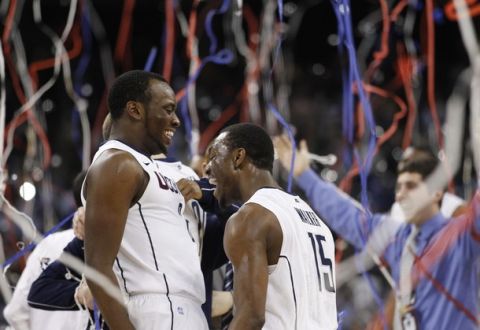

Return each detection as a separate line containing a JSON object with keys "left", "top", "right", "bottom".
{"left": 221, "top": 262, "right": 234, "bottom": 330}
{"left": 394, "top": 225, "right": 419, "bottom": 329}
{"left": 415, "top": 232, "right": 428, "bottom": 256}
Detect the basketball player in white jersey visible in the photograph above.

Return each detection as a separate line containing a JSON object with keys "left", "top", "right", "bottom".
{"left": 203, "top": 123, "right": 338, "bottom": 330}
{"left": 152, "top": 156, "right": 207, "bottom": 255}
{"left": 83, "top": 70, "right": 207, "bottom": 330}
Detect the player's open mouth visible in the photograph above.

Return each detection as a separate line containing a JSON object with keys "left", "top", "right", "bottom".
{"left": 164, "top": 129, "right": 175, "bottom": 141}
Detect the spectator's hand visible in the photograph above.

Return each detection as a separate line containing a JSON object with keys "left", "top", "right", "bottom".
{"left": 273, "top": 134, "right": 311, "bottom": 177}
{"left": 177, "top": 179, "right": 203, "bottom": 201}
{"left": 211, "top": 290, "right": 233, "bottom": 317}
{"left": 72, "top": 207, "right": 85, "bottom": 240}
{"left": 74, "top": 278, "right": 94, "bottom": 310}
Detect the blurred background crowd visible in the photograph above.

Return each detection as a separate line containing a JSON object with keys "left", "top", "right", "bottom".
{"left": 1, "top": 0, "right": 479, "bottom": 328}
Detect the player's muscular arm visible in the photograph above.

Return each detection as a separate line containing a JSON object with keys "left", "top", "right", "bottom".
{"left": 224, "top": 204, "right": 280, "bottom": 330}
{"left": 85, "top": 150, "right": 146, "bottom": 330}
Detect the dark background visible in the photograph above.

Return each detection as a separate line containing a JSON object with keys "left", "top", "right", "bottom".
{"left": 1, "top": 0, "right": 479, "bottom": 327}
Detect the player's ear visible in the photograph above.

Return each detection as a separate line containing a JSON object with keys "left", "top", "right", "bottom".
{"left": 126, "top": 101, "right": 144, "bottom": 120}
{"left": 233, "top": 148, "right": 246, "bottom": 170}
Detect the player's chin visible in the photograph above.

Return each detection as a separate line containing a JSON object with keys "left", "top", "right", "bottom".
{"left": 218, "top": 200, "right": 229, "bottom": 210}
{"left": 213, "top": 188, "right": 220, "bottom": 201}
{"left": 162, "top": 135, "right": 173, "bottom": 146}
{"left": 156, "top": 140, "right": 169, "bottom": 154}
{"left": 215, "top": 191, "right": 228, "bottom": 210}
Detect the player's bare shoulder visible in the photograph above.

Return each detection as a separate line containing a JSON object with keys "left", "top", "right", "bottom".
{"left": 226, "top": 203, "right": 277, "bottom": 235}
{"left": 224, "top": 203, "right": 282, "bottom": 260}
{"left": 85, "top": 149, "right": 147, "bottom": 199}
{"left": 93, "top": 149, "right": 143, "bottom": 174}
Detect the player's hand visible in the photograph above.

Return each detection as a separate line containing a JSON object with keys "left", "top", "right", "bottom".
{"left": 72, "top": 207, "right": 85, "bottom": 240}
{"left": 74, "top": 277, "right": 94, "bottom": 310}
{"left": 273, "top": 134, "right": 311, "bottom": 177}
{"left": 211, "top": 290, "right": 233, "bottom": 317}
{"left": 177, "top": 178, "right": 202, "bottom": 201}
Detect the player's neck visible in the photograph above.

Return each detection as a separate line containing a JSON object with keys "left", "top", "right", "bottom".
{"left": 109, "top": 124, "right": 151, "bottom": 156}
{"left": 239, "top": 170, "right": 280, "bottom": 203}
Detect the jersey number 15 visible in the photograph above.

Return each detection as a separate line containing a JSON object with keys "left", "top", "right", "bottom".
{"left": 308, "top": 232, "right": 335, "bottom": 293}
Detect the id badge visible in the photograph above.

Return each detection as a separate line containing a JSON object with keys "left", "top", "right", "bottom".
{"left": 401, "top": 311, "right": 417, "bottom": 330}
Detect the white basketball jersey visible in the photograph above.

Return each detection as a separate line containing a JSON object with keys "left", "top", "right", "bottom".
{"left": 86, "top": 140, "right": 205, "bottom": 304}
{"left": 245, "top": 188, "right": 338, "bottom": 330}
{"left": 154, "top": 158, "right": 207, "bottom": 256}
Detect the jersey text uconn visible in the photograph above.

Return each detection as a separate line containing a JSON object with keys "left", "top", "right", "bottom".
{"left": 155, "top": 172, "right": 180, "bottom": 194}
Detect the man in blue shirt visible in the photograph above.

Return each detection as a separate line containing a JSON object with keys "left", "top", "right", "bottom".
{"left": 274, "top": 135, "right": 480, "bottom": 330}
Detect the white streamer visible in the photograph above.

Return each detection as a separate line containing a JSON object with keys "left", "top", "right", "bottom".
{"left": 0, "top": 226, "right": 13, "bottom": 303}
{"left": 452, "top": 0, "right": 480, "bottom": 175}
{"left": 309, "top": 153, "right": 337, "bottom": 166}
{"left": 0, "top": 196, "right": 126, "bottom": 307}
{"left": 60, "top": 0, "right": 79, "bottom": 42}
{"left": 87, "top": 0, "right": 115, "bottom": 86}
{"left": 231, "top": 6, "right": 261, "bottom": 122}
{"left": 470, "top": 58, "right": 480, "bottom": 175}
{"left": 0, "top": 40, "right": 6, "bottom": 172}
{"left": 3, "top": 0, "right": 65, "bottom": 168}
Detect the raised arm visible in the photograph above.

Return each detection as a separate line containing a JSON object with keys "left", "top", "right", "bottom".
{"left": 223, "top": 204, "right": 280, "bottom": 330}
{"left": 84, "top": 150, "right": 145, "bottom": 330}
{"left": 274, "top": 134, "right": 382, "bottom": 249}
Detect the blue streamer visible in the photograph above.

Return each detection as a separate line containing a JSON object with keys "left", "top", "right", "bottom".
{"left": 144, "top": 47, "right": 158, "bottom": 72}
{"left": 205, "top": 0, "right": 231, "bottom": 54}
{"left": 268, "top": 103, "right": 296, "bottom": 192}
{"left": 93, "top": 299, "right": 101, "bottom": 330}
{"left": 1, "top": 212, "right": 74, "bottom": 268}
{"left": 74, "top": 4, "right": 93, "bottom": 94}
{"left": 277, "top": 0, "right": 284, "bottom": 22}
{"left": 337, "top": 309, "right": 347, "bottom": 330}
{"left": 329, "top": 0, "right": 385, "bottom": 326}
{"left": 331, "top": 0, "right": 354, "bottom": 169}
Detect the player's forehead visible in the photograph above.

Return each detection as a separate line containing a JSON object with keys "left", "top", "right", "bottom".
{"left": 149, "top": 78, "right": 172, "bottom": 92}
{"left": 148, "top": 79, "right": 176, "bottom": 108}
{"left": 396, "top": 172, "right": 423, "bottom": 185}
{"left": 209, "top": 132, "right": 230, "bottom": 155}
